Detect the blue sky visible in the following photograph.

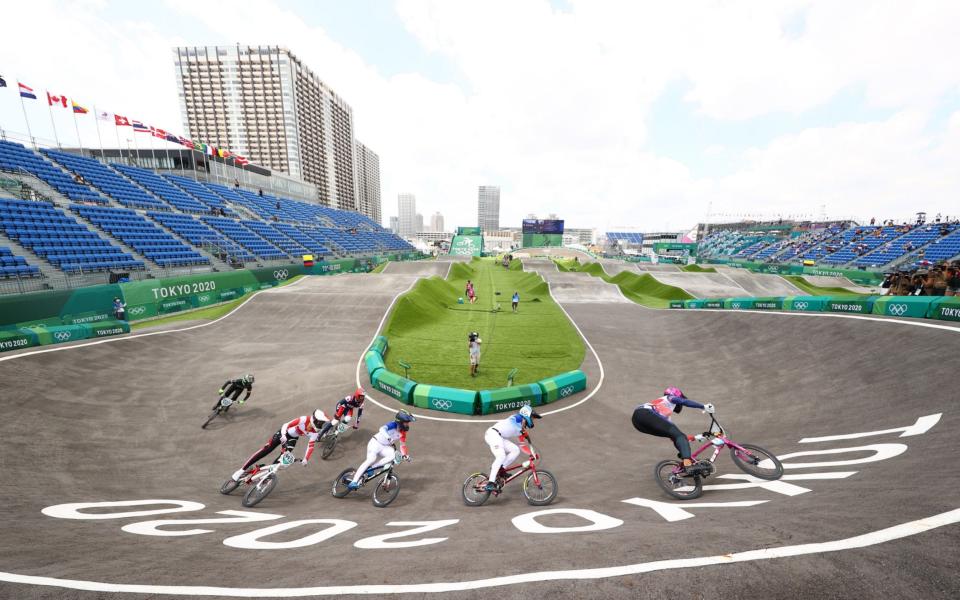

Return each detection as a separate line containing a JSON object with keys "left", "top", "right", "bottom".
{"left": 1, "top": 0, "right": 959, "bottom": 230}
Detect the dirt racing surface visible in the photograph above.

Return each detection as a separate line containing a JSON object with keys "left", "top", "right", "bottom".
{"left": 1, "top": 264, "right": 958, "bottom": 599}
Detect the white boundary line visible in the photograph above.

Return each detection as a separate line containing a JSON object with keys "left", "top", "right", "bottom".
{"left": 0, "top": 276, "right": 312, "bottom": 364}
{"left": 1, "top": 509, "right": 956, "bottom": 596}
{"left": 357, "top": 263, "right": 606, "bottom": 423}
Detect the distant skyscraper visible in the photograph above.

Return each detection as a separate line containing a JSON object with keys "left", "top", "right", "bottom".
{"left": 389, "top": 216, "right": 399, "bottom": 234}
{"left": 174, "top": 45, "right": 358, "bottom": 210}
{"left": 354, "top": 140, "right": 382, "bottom": 224}
{"left": 430, "top": 212, "right": 445, "bottom": 233}
{"left": 415, "top": 213, "right": 424, "bottom": 234}
{"left": 478, "top": 185, "right": 500, "bottom": 231}
{"left": 398, "top": 193, "right": 416, "bottom": 238}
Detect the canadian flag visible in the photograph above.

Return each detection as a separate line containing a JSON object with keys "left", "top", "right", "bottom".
{"left": 114, "top": 114, "right": 131, "bottom": 127}
{"left": 47, "top": 92, "right": 68, "bottom": 108}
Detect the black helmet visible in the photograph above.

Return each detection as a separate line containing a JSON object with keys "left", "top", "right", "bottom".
{"left": 395, "top": 409, "right": 416, "bottom": 430}
{"left": 243, "top": 373, "right": 255, "bottom": 384}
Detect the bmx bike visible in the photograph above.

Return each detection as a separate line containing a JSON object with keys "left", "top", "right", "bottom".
{"left": 461, "top": 433, "right": 557, "bottom": 506}
{"left": 219, "top": 450, "right": 300, "bottom": 507}
{"left": 331, "top": 450, "right": 407, "bottom": 508}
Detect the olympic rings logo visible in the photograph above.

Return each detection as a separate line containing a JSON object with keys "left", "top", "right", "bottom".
{"left": 273, "top": 269, "right": 289, "bottom": 280}
{"left": 794, "top": 301, "right": 809, "bottom": 310}
{"left": 731, "top": 302, "right": 742, "bottom": 309}
{"left": 198, "top": 295, "right": 210, "bottom": 302}
{"left": 54, "top": 332, "right": 72, "bottom": 342}
{"left": 431, "top": 399, "right": 453, "bottom": 410}
{"left": 559, "top": 385, "right": 575, "bottom": 398}
{"left": 888, "top": 303, "right": 908, "bottom": 317}
{"left": 129, "top": 306, "right": 146, "bottom": 316}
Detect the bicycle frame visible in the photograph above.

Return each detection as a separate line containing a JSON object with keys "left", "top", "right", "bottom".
{"left": 247, "top": 452, "right": 296, "bottom": 484}
{"left": 497, "top": 437, "right": 543, "bottom": 488}
{"left": 681, "top": 416, "right": 752, "bottom": 472}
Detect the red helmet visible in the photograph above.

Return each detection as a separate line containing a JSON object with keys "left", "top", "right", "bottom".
{"left": 353, "top": 387, "right": 365, "bottom": 405}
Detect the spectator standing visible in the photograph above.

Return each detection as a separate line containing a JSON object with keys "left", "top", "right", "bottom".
{"left": 233, "top": 179, "right": 240, "bottom": 189}
{"left": 468, "top": 332, "right": 482, "bottom": 377}
{"left": 258, "top": 188, "right": 263, "bottom": 197}
{"left": 466, "top": 280, "right": 476, "bottom": 304}
{"left": 112, "top": 297, "right": 127, "bottom": 321}
{"left": 512, "top": 290, "right": 520, "bottom": 313}
{"left": 945, "top": 263, "right": 960, "bottom": 296}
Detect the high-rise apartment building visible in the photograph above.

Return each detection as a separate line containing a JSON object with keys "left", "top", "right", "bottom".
{"left": 430, "top": 212, "right": 445, "bottom": 233}
{"left": 478, "top": 185, "right": 500, "bottom": 231}
{"left": 415, "top": 213, "right": 424, "bottom": 234}
{"left": 354, "top": 140, "right": 382, "bottom": 224}
{"left": 397, "top": 193, "right": 416, "bottom": 238}
{"left": 174, "top": 45, "right": 358, "bottom": 211}
{"left": 389, "top": 216, "right": 399, "bottom": 234}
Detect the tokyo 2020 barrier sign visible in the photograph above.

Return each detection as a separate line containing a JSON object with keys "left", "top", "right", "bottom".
{"left": 365, "top": 335, "right": 587, "bottom": 415}
{"left": 0, "top": 253, "right": 423, "bottom": 353}
{"left": 671, "top": 294, "right": 960, "bottom": 323}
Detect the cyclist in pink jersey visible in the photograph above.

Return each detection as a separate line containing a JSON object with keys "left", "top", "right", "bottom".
{"left": 633, "top": 387, "right": 715, "bottom": 475}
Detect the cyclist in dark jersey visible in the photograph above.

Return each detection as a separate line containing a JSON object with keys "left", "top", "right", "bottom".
{"left": 633, "top": 387, "right": 715, "bottom": 475}
{"left": 212, "top": 374, "right": 254, "bottom": 411}
{"left": 319, "top": 388, "right": 366, "bottom": 437}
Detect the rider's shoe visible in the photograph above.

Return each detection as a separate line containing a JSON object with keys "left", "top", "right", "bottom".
{"left": 231, "top": 468, "right": 246, "bottom": 482}
{"left": 483, "top": 481, "right": 500, "bottom": 492}
{"left": 347, "top": 481, "right": 360, "bottom": 491}
{"left": 682, "top": 462, "right": 707, "bottom": 477}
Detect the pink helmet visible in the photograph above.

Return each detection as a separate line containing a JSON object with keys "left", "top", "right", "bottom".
{"left": 664, "top": 386, "right": 685, "bottom": 399}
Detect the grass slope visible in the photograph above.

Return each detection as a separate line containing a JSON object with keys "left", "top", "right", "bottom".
{"left": 782, "top": 275, "right": 867, "bottom": 297}
{"left": 553, "top": 259, "right": 693, "bottom": 308}
{"left": 681, "top": 264, "right": 716, "bottom": 273}
{"left": 381, "top": 258, "right": 585, "bottom": 390}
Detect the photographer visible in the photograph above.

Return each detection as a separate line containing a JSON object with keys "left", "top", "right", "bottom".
{"left": 946, "top": 262, "right": 960, "bottom": 297}
{"left": 468, "top": 331, "right": 482, "bottom": 377}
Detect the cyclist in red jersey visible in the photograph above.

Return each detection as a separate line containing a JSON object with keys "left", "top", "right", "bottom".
{"left": 633, "top": 387, "right": 715, "bottom": 475}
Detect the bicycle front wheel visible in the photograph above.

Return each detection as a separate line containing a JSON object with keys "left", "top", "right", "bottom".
{"left": 462, "top": 473, "right": 492, "bottom": 506}
{"left": 219, "top": 477, "right": 240, "bottom": 495}
{"left": 321, "top": 434, "right": 338, "bottom": 460}
{"left": 242, "top": 474, "right": 277, "bottom": 507}
{"left": 372, "top": 473, "right": 400, "bottom": 508}
{"left": 202, "top": 408, "right": 220, "bottom": 429}
{"left": 730, "top": 444, "right": 783, "bottom": 480}
{"left": 522, "top": 470, "right": 558, "bottom": 506}
{"left": 332, "top": 468, "right": 355, "bottom": 498}
{"left": 654, "top": 460, "right": 702, "bottom": 500}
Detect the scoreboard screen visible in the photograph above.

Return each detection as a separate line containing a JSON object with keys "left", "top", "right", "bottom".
{"left": 522, "top": 219, "right": 565, "bottom": 234}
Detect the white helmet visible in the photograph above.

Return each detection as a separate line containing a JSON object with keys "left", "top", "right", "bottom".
{"left": 312, "top": 409, "right": 329, "bottom": 427}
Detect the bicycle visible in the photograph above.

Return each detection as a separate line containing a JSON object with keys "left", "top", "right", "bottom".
{"left": 461, "top": 433, "right": 557, "bottom": 506}
{"left": 219, "top": 451, "right": 300, "bottom": 507}
{"left": 331, "top": 451, "right": 407, "bottom": 508}
{"left": 202, "top": 396, "right": 239, "bottom": 429}
{"left": 320, "top": 419, "right": 353, "bottom": 460}
{"left": 653, "top": 414, "right": 783, "bottom": 500}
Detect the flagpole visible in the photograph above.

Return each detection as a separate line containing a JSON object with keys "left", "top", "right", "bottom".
{"left": 70, "top": 106, "right": 85, "bottom": 158}
{"left": 130, "top": 129, "right": 142, "bottom": 167}
{"left": 93, "top": 107, "right": 107, "bottom": 163}
{"left": 18, "top": 94, "right": 35, "bottom": 149}
{"left": 112, "top": 119, "right": 123, "bottom": 163}
{"left": 146, "top": 128, "right": 158, "bottom": 168}
{"left": 46, "top": 101, "right": 61, "bottom": 149}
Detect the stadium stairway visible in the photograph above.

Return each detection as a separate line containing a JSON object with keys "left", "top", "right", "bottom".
{"left": 146, "top": 216, "right": 234, "bottom": 271}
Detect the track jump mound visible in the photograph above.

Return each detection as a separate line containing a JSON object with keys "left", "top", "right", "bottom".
{"left": 717, "top": 269, "right": 804, "bottom": 296}
{"left": 648, "top": 271, "right": 749, "bottom": 298}
{"left": 539, "top": 271, "right": 630, "bottom": 304}
{"left": 382, "top": 261, "right": 449, "bottom": 276}
{"left": 635, "top": 263, "right": 683, "bottom": 272}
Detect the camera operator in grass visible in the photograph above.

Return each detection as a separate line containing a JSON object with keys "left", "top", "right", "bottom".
{"left": 468, "top": 331, "right": 482, "bottom": 377}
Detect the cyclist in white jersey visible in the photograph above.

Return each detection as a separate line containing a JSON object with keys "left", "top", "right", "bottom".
{"left": 484, "top": 405, "right": 541, "bottom": 491}
{"left": 347, "top": 410, "right": 415, "bottom": 490}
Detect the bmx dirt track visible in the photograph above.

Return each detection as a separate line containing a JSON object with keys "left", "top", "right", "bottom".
{"left": 0, "top": 263, "right": 958, "bottom": 599}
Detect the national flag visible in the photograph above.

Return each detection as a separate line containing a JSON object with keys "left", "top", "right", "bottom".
{"left": 218, "top": 149, "right": 230, "bottom": 158}
{"left": 0, "top": 75, "right": 7, "bottom": 88}
{"left": 114, "top": 114, "right": 131, "bottom": 127}
{"left": 18, "top": 82, "right": 37, "bottom": 100}
{"left": 178, "top": 136, "right": 193, "bottom": 148}
{"left": 71, "top": 101, "right": 89, "bottom": 114}
{"left": 97, "top": 110, "right": 112, "bottom": 122}
{"left": 165, "top": 133, "right": 179, "bottom": 144}
{"left": 193, "top": 141, "right": 204, "bottom": 151}
{"left": 153, "top": 127, "right": 167, "bottom": 139}
{"left": 132, "top": 120, "right": 150, "bottom": 133}
{"left": 47, "top": 92, "right": 68, "bottom": 108}
{"left": 205, "top": 145, "right": 216, "bottom": 156}
{"left": 234, "top": 155, "right": 249, "bottom": 166}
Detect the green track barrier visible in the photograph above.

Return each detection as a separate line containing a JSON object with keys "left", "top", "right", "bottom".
{"left": 929, "top": 298, "right": 960, "bottom": 321}
{"left": 538, "top": 370, "right": 587, "bottom": 404}
{"left": 0, "top": 328, "right": 38, "bottom": 352}
{"left": 479, "top": 384, "right": 544, "bottom": 414}
{"left": 825, "top": 296, "right": 878, "bottom": 314}
{"left": 752, "top": 297, "right": 783, "bottom": 310}
{"left": 371, "top": 369, "right": 417, "bottom": 405}
{"left": 710, "top": 260, "right": 884, "bottom": 286}
{"left": 0, "top": 319, "right": 129, "bottom": 353}
{"left": 724, "top": 297, "right": 756, "bottom": 310}
{"left": 369, "top": 335, "right": 388, "bottom": 356}
{"left": 704, "top": 300, "right": 725, "bottom": 309}
{"left": 669, "top": 301, "right": 685, "bottom": 309}
{"left": 784, "top": 296, "right": 828, "bottom": 311}
{"left": 364, "top": 351, "right": 386, "bottom": 383}
{"left": 413, "top": 384, "right": 478, "bottom": 415}
{"left": 872, "top": 296, "right": 937, "bottom": 318}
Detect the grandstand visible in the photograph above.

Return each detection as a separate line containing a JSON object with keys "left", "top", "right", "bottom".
{"left": 698, "top": 220, "right": 960, "bottom": 270}
{"left": 0, "top": 141, "right": 414, "bottom": 291}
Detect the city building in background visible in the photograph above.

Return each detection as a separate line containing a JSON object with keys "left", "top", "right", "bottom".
{"left": 389, "top": 216, "right": 399, "bottom": 234}
{"left": 354, "top": 140, "right": 381, "bottom": 224}
{"left": 478, "top": 185, "right": 500, "bottom": 231}
{"left": 564, "top": 228, "right": 595, "bottom": 246}
{"left": 415, "top": 213, "right": 424, "bottom": 234}
{"left": 430, "top": 211, "right": 445, "bottom": 233}
{"left": 174, "top": 45, "right": 361, "bottom": 212}
{"left": 397, "top": 193, "right": 416, "bottom": 238}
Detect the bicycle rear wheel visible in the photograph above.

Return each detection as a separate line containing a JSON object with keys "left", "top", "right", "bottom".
{"left": 219, "top": 477, "right": 240, "bottom": 495}
{"left": 202, "top": 408, "right": 220, "bottom": 429}
{"left": 462, "top": 473, "right": 492, "bottom": 506}
{"left": 332, "top": 468, "right": 356, "bottom": 498}
{"left": 654, "top": 460, "right": 702, "bottom": 500}
{"left": 522, "top": 470, "right": 558, "bottom": 506}
{"left": 372, "top": 473, "right": 400, "bottom": 507}
{"left": 730, "top": 444, "right": 783, "bottom": 480}
{"left": 242, "top": 474, "right": 277, "bottom": 507}
{"left": 321, "top": 433, "right": 338, "bottom": 460}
